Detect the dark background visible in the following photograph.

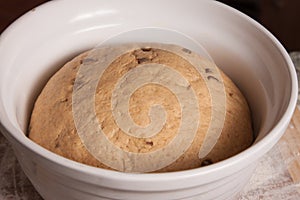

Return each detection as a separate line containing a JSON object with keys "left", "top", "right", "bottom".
{"left": 0, "top": 0, "right": 299, "bottom": 51}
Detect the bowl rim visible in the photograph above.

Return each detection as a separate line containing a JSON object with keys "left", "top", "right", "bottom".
{"left": 0, "top": 0, "right": 298, "bottom": 187}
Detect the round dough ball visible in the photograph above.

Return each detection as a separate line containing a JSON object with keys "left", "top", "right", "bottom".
{"left": 28, "top": 43, "right": 253, "bottom": 173}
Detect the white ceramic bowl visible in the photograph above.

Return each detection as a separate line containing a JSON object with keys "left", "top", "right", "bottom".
{"left": 0, "top": 0, "right": 297, "bottom": 199}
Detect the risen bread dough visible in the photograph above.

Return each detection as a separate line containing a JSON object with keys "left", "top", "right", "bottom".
{"left": 28, "top": 43, "right": 253, "bottom": 172}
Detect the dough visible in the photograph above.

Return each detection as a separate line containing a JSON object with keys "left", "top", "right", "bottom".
{"left": 28, "top": 43, "right": 253, "bottom": 172}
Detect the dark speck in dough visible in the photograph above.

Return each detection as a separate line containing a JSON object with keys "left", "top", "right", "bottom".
{"left": 207, "top": 75, "right": 219, "bottom": 82}
{"left": 182, "top": 48, "right": 192, "bottom": 54}
{"left": 80, "top": 58, "right": 98, "bottom": 65}
{"left": 205, "top": 68, "right": 212, "bottom": 73}
{"left": 201, "top": 159, "right": 213, "bottom": 166}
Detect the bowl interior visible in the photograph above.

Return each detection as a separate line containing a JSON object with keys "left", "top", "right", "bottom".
{"left": 0, "top": 0, "right": 294, "bottom": 169}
